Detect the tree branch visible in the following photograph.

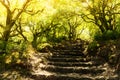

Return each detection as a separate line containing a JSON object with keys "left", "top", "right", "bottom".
{"left": 15, "top": 22, "right": 27, "bottom": 41}
{"left": 5, "top": 0, "right": 10, "bottom": 7}
{"left": 81, "top": 14, "right": 95, "bottom": 23}
{"left": 0, "top": 0, "right": 11, "bottom": 12}
{"left": 0, "top": 23, "right": 4, "bottom": 28}
{"left": 25, "top": 8, "right": 44, "bottom": 15}
{"left": 14, "top": 0, "right": 31, "bottom": 21}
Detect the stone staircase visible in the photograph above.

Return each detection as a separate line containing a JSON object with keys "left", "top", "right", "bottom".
{"left": 31, "top": 42, "right": 119, "bottom": 80}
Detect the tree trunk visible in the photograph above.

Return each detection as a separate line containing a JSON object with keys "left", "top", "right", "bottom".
{"left": 32, "top": 35, "right": 38, "bottom": 49}
{"left": 2, "top": 28, "right": 11, "bottom": 52}
{"left": 2, "top": 22, "right": 14, "bottom": 52}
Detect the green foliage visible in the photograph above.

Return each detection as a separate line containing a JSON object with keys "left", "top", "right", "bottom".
{"left": 0, "top": 39, "right": 27, "bottom": 54}
{"left": 88, "top": 41, "right": 99, "bottom": 50}
{"left": 0, "top": 40, "right": 5, "bottom": 51}
{"left": 94, "top": 30, "right": 120, "bottom": 41}
{"left": 0, "top": 53, "right": 6, "bottom": 62}
{"left": 87, "top": 41, "right": 99, "bottom": 56}
{"left": 81, "top": 0, "right": 120, "bottom": 33}
{"left": 53, "top": 36, "right": 67, "bottom": 43}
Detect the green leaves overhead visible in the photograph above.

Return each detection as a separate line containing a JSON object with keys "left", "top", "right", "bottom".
{"left": 0, "top": 0, "right": 120, "bottom": 51}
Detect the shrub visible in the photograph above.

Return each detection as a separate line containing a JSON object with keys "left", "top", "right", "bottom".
{"left": 88, "top": 41, "right": 99, "bottom": 56}
{"left": 94, "top": 30, "right": 120, "bottom": 41}
{"left": 0, "top": 40, "right": 6, "bottom": 52}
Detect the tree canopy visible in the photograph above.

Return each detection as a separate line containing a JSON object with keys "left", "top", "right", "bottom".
{"left": 0, "top": 0, "right": 120, "bottom": 52}
{"left": 0, "top": 1, "right": 120, "bottom": 79}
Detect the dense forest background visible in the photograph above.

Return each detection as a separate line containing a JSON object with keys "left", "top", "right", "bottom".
{"left": 0, "top": 0, "right": 120, "bottom": 77}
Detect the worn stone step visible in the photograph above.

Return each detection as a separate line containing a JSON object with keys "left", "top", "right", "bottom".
{"left": 51, "top": 53, "right": 86, "bottom": 58}
{"left": 31, "top": 75, "right": 93, "bottom": 80}
{"left": 52, "top": 52, "right": 85, "bottom": 57}
{"left": 31, "top": 73, "right": 118, "bottom": 80}
{"left": 52, "top": 45, "right": 82, "bottom": 49}
{"left": 52, "top": 50, "right": 82, "bottom": 53}
{"left": 41, "top": 66, "right": 106, "bottom": 74}
{"left": 47, "top": 57, "right": 103, "bottom": 62}
{"left": 47, "top": 57, "right": 90, "bottom": 62}
{"left": 51, "top": 54, "right": 85, "bottom": 58}
{"left": 47, "top": 61, "right": 101, "bottom": 67}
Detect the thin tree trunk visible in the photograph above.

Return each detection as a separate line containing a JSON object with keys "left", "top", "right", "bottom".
{"left": 32, "top": 35, "right": 38, "bottom": 49}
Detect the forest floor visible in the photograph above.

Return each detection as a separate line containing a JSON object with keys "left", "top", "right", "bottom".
{"left": 0, "top": 39, "right": 120, "bottom": 80}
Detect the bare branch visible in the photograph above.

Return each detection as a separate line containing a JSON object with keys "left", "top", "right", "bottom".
{"left": 81, "top": 14, "right": 95, "bottom": 23}
{"left": 14, "top": 0, "right": 31, "bottom": 21}
{"left": 25, "top": 8, "right": 44, "bottom": 15}
{"left": 15, "top": 22, "right": 28, "bottom": 41}
{"left": 0, "top": 0, "right": 11, "bottom": 12}
{"left": 11, "top": 8, "right": 17, "bottom": 14}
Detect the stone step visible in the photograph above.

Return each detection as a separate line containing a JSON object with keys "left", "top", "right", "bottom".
{"left": 53, "top": 45, "right": 83, "bottom": 50}
{"left": 47, "top": 61, "right": 101, "bottom": 67}
{"left": 47, "top": 56, "right": 103, "bottom": 62}
{"left": 41, "top": 66, "right": 106, "bottom": 74}
{"left": 47, "top": 57, "right": 90, "bottom": 62}
{"left": 31, "top": 75, "right": 93, "bottom": 80}
{"left": 51, "top": 54, "right": 86, "bottom": 58}
{"left": 31, "top": 73, "right": 119, "bottom": 80}
{"left": 52, "top": 52, "right": 85, "bottom": 57}
{"left": 52, "top": 50, "right": 82, "bottom": 53}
